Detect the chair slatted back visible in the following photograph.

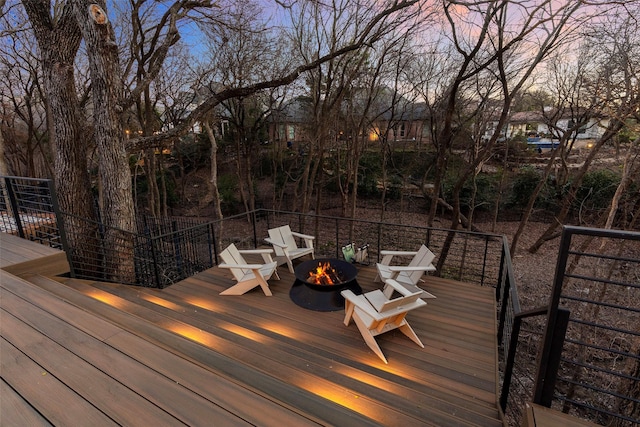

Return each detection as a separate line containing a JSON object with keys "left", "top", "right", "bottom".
{"left": 268, "top": 225, "right": 297, "bottom": 256}
{"left": 220, "top": 243, "right": 247, "bottom": 281}
{"left": 403, "top": 245, "right": 435, "bottom": 283}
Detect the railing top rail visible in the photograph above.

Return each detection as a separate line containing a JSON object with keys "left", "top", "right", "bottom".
{"left": 259, "top": 208, "right": 505, "bottom": 240}
{"left": 563, "top": 225, "right": 640, "bottom": 241}
{"left": 0, "top": 175, "right": 52, "bottom": 182}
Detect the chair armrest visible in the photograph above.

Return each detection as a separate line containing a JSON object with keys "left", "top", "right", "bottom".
{"left": 290, "top": 231, "right": 315, "bottom": 240}
{"left": 238, "top": 248, "right": 274, "bottom": 255}
{"left": 219, "top": 263, "right": 264, "bottom": 270}
{"left": 264, "top": 238, "right": 288, "bottom": 249}
{"left": 380, "top": 250, "right": 418, "bottom": 257}
{"left": 379, "top": 250, "right": 417, "bottom": 265}
{"left": 387, "top": 265, "right": 436, "bottom": 273}
{"left": 384, "top": 279, "right": 416, "bottom": 297}
{"left": 341, "top": 290, "right": 382, "bottom": 321}
{"left": 239, "top": 248, "right": 275, "bottom": 263}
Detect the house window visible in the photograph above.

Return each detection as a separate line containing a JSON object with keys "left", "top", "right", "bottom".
{"left": 399, "top": 122, "right": 406, "bottom": 138}
{"left": 568, "top": 119, "right": 587, "bottom": 134}
{"left": 287, "top": 125, "right": 295, "bottom": 141}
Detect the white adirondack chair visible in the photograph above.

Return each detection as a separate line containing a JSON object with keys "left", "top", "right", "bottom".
{"left": 375, "top": 244, "right": 437, "bottom": 299}
{"left": 341, "top": 279, "right": 427, "bottom": 364}
{"left": 265, "top": 225, "right": 315, "bottom": 273}
{"left": 218, "top": 243, "right": 279, "bottom": 296}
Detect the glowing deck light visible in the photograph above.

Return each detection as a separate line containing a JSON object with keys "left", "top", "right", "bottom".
{"left": 258, "top": 322, "right": 299, "bottom": 339}
{"left": 180, "top": 297, "right": 219, "bottom": 311}
{"left": 140, "top": 294, "right": 182, "bottom": 310}
{"left": 85, "top": 290, "right": 127, "bottom": 309}
{"left": 166, "top": 324, "right": 219, "bottom": 347}
{"left": 300, "top": 380, "right": 383, "bottom": 419}
{"left": 220, "top": 324, "right": 267, "bottom": 343}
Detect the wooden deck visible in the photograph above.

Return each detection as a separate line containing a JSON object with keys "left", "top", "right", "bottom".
{"left": 1, "top": 233, "right": 504, "bottom": 426}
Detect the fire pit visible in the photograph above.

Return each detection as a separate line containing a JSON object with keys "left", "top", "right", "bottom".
{"left": 290, "top": 258, "right": 362, "bottom": 311}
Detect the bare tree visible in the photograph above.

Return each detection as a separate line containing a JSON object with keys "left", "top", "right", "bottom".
{"left": 282, "top": 0, "right": 424, "bottom": 218}
{"left": 20, "top": 0, "right": 100, "bottom": 278}
{"left": 0, "top": 12, "right": 51, "bottom": 177}
{"left": 16, "top": 0, "right": 423, "bottom": 281}
{"left": 528, "top": 10, "right": 640, "bottom": 253}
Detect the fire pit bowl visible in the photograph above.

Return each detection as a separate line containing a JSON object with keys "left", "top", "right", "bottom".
{"left": 290, "top": 258, "right": 362, "bottom": 311}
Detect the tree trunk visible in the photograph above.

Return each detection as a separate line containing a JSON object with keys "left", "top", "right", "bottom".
{"left": 603, "top": 140, "right": 638, "bottom": 229}
{"left": 202, "top": 120, "right": 223, "bottom": 255}
{"left": 23, "top": 1, "right": 99, "bottom": 277}
{"left": 73, "top": 1, "right": 136, "bottom": 283}
{"left": 510, "top": 148, "right": 560, "bottom": 255}
{"left": 528, "top": 123, "right": 623, "bottom": 253}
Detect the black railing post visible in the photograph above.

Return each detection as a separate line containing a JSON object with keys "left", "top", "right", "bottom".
{"left": 335, "top": 218, "right": 339, "bottom": 258}
{"left": 172, "top": 220, "right": 183, "bottom": 277}
{"left": 209, "top": 220, "right": 222, "bottom": 265}
{"left": 149, "top": 234, "right": 161, "bottom": 288}
{"left": 497, "top": 270, "right": 510, "bottom": 345}
{"left": 534, "top": 227, "right": 574, "bottom": 406}
{"left": 376, "top": 222, "right": 382, "bottom": 262}
{"left": 251, "top": 210, "right": 258, "bottom": 248}
{"left": 500, "top": 315, "right": 522, "bottom": 411}
{"left": 207, "top": 222, "right": 215, "bottom": 266}
{"left": 5, "top": 178, "right": 25, "bottom": 238}
{"left": 496, "top": 241, "right": 507, "bottom": 302}
{"left": 500, "top": 307, "right": 548, "bottom": 412}
{"left": 534, "top": 308, "right": 570, "bottom": 407}
{"left": 481, "top": 235, "right": 489, "bottom": 287}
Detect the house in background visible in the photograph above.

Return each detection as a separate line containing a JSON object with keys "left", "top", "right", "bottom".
{"left": 268, "top": 94, "right": 431, "bottom": 150}
{"left": 267, "top": 97, "right": 311, "bottom": 148}
{"left": 483, "top": 109, "right": 610, "bottom": 149}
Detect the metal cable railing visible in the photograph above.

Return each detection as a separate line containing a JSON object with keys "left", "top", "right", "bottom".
{"left": 7, "top": 176, "right": 638, "bottom": 425}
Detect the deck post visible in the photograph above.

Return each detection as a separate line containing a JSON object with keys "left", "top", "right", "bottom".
{"left": 534, "top": 308, "right": 570, "bottom": 407}
{"left": 4, "top": 177, "right": 25, "bottom": 239}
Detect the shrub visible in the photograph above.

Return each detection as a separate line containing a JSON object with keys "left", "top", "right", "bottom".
{"left": 218, "top": 173, "right": 239, "bottom": 213}
{"left": 573, "top": 169, "right": 620, "bottom": 213}
{"left": 508, "top": 166, "right": 542, "bottom": 209}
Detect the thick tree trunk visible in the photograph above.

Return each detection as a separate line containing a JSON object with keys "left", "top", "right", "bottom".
{"left": 73, "top": 1, "right": 136, "bottom": 283}
{"left": 23, "top": 1, "right": 99, "bottom": 277}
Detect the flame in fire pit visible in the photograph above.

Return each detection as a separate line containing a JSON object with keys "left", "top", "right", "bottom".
{"left": 308, "top": 261, "right": 340, "bottom": 285}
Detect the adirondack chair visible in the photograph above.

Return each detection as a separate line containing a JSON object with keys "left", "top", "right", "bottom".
{"left": 341, "top": 279, "right": 427, "bottom": 364}
{"left": 375, "top": 244, "right": 437, "bottom": 299}
{"left": 218, "top": 243, "right": 279, "bottom": 296}
{"left": 265, "top": 225, "right": 315, "bottom": 273}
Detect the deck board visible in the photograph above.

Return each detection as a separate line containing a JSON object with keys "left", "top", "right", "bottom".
{"left": 1, "top": 237, "right": 504, "bottom": 427}
{"left": 1, "top": 233, "right": 68, "bottom": 276}
{"left": 0, "top": 233, "right": 61, "bottom": 267}
{"left": 0, "top": 378, "right": 53, "bottom": 427}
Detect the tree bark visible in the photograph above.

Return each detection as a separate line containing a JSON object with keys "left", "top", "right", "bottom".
{"left": 22, "top": 1, "right": 99, "bottom": 277}
{"left": 72, "top": 0, "right": 136, "bottom": 282}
